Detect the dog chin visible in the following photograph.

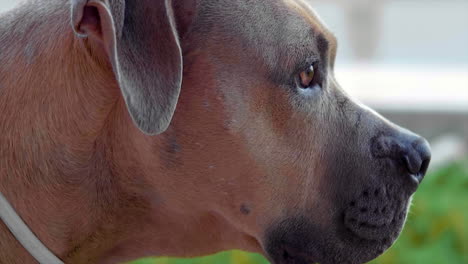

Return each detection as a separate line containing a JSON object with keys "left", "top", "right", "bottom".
{"left": 263, "top": 212, "right": 407, "bottom": 264}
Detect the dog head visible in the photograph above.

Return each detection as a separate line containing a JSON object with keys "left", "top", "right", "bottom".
{"left": 72, "top": 0, "right": 431, "bottom": 263}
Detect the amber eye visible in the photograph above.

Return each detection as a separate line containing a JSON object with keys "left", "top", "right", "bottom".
{"left": 299, "top": 65, "right": 316, "bottom": 88}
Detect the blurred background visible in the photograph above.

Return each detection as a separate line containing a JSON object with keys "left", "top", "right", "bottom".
{"left": 1, "top": 0, "right": 467, "bottom": 263}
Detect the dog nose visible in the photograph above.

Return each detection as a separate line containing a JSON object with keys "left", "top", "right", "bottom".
{"left": 402, "top": 139, "right": 431, "bottom": 182}
{"left": 372, "top": 132, "right": 431, "bottom": 185}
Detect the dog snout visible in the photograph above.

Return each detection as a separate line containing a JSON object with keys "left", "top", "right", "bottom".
{"left": 371, "top": 131, "right": 431, "bottom": 186}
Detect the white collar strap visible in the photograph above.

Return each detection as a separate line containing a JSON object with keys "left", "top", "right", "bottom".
{"left": 0, "top": 192, "right": 64, "bottom": 264}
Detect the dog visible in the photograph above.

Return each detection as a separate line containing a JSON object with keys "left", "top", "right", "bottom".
{"left": 0, "top": 0, "right": 431, "bottom": 263}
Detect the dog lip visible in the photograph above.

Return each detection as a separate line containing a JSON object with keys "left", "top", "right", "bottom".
{"left": 279, "top": 245, "right": 317, "bottom": 264}
{"left": 344, "top": 223, "right": 388, "bottom": 240}
{"left": 263, "top": 244, "right": 317, "bottom": 264}
{"left": 264, "top": 215, "right": 390, "bottom": 264}
{"left": 343, "top": 210, "right": 398, "bottom": 240}
{"left": 410, "top": 173, "right": 423, "bottom": 184}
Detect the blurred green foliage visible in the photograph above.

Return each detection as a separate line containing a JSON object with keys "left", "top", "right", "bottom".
{"left": 129, "top": 160, "right": 468, "bottom": 264}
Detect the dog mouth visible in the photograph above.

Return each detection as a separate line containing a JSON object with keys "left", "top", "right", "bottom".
{"left": 342, "top": 184, "right": 409, "bottom": 243}
{"left": 263, "top": 185, "right": 412, "bottom": 264}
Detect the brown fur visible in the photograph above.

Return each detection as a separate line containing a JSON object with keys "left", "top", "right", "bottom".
{"left": 0, "top": 1, "right": 264, "bottom": 262}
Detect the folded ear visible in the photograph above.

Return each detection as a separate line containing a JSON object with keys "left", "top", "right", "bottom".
{"left": 71, "top": 0, "right": 183, "bottom": 135}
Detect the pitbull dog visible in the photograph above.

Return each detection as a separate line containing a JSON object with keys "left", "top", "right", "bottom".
{"left": 0, "top": 0, "right": 431, "bottom": 263}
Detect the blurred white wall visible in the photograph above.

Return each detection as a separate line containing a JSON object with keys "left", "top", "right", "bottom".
{"left": 312, "top": 0, "right": 468, "bottom": 66}
{"left": 311, "top": 0, "right": 468, "bottom": 111}
{"left": 0, "top": 0, "right": 19, "bottom": 13}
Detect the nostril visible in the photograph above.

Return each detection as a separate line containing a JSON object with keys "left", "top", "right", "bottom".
{"left": 401, "top": 141, "right": 431, "bottom": 182}
{"left": 411, "top": 138, "right": 432, "bottom": 182}
{"left": 402, "top": 154, "right": 421, "bottom": 175}
{"left": 420, "top": 157, "right": 430, "bottom": 176}
{"left": 416, "top": 139, "right": 431, "bottom": 176}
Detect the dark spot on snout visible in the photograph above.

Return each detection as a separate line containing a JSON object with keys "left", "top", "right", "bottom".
{"left": 240, "top": 204, "right": 251, "bottom": 215}
{"left": 354, "top": 112, "right": 362, "bottom": 130}
{"left": 337, "top": 96, "right": 349, "bottom": 112}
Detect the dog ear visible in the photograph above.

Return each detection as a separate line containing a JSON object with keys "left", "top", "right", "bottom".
{"left": 71, "top": 0, "right": 183, "bottom": 135}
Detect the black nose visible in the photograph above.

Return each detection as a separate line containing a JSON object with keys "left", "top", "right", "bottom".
{"left": 372, "top": 132, "right": 431, "bottom": 185}
{"left": 402, "top": 139, "right": 431, "bottom": 182}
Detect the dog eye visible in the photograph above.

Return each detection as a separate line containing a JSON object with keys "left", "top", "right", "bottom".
{"left": 298, "top": 65, "right": 317, "bottom": 89}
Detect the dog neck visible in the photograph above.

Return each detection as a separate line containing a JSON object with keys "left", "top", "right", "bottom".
{"left": 0, "top": 2, "right": 144, "bottom": 262}
{"left": 0, "top": 192, "right": 64, "bottom": 263}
